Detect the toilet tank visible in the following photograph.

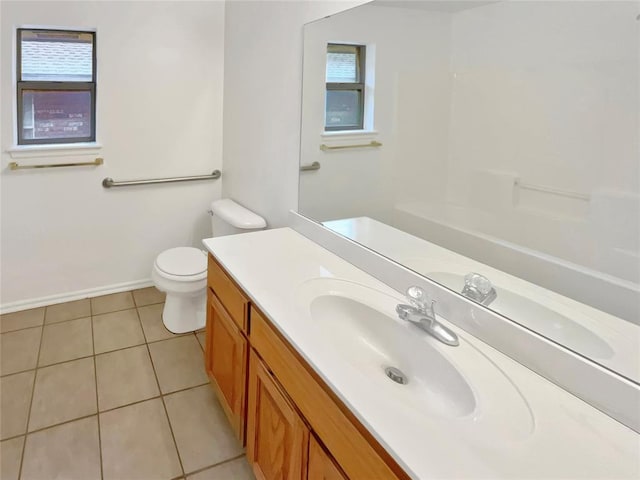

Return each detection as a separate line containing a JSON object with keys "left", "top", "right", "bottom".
{"left": 209, "top": 199, "right": 267, "bottom": 237}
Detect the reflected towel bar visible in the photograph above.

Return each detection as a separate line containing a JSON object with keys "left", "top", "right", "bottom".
{"left": 514, "top": 179, "right": 590, "bottom": 201}
{"left": 300, "top": 161, "right": 321, "bottom": 171}
{"left": 102, "top": 170, "right": 221, "bottom": 188}
{"left": 320, "top": 141, "right": 382, "bottom": 151}
{"left": 9, "top": 158, "right": 103, "bottom": 170}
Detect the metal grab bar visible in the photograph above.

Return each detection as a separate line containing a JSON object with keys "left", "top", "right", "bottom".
{"left": 300, "top": 161, "right": 320, "bottom": 171}
{"left": 514, "top": 179, "right": 590, "bottom": 201}
{"left": 320, "top": 140, "right": 382, "bottom": 151}
{"left": 9, "top": 158, "right": 103, "bottom": 170}
{"left": 102, "top": 170, "right": 221, "bottom": 189}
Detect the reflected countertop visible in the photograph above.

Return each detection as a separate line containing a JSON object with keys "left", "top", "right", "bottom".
{"left": 324, "top": 216, "right": 640, "bottom": 384}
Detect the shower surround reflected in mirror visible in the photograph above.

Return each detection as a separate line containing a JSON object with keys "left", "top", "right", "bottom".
{"left": 298, "top": 0, "right": 640, "bottom": 383}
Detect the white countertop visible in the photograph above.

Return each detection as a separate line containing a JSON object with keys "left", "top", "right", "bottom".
{"left": 203, "top": 228, "right": 640, "bottom": 479}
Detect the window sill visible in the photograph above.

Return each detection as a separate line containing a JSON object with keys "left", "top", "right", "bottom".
{"left": 321, "top": 130, "right": 378, "bottom": 140}
{"left": 7, "top": 142, "right": 103, "bottom": 159}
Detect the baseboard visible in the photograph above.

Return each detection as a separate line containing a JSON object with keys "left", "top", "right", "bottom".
{"left": 0, "top": 278, "right": 154, "bottom": 314}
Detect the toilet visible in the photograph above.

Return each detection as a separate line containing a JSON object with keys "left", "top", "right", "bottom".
{"left": 152, "top": 199, "right": 266, "bottom": 333}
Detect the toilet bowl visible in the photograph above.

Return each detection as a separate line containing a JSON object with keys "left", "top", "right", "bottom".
{"left": 152, "top": 247, "right": 207, "bottom": 334}
{"left": 152, "top": 199, "right": 266, "bottom": 333}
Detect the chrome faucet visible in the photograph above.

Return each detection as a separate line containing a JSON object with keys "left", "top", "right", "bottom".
{"left": 461, "top": 273, "right": 497, "bottom": 306}
{"left": 396, "top": 286, "right": 459, "bottom": 347}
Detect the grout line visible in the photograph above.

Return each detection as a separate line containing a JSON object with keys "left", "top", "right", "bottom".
{"left": 90, "top": 300, "right": 104, "bottom": 480}
{"left": 0, "top": 433, "right": 26, "bottom": 444}
{"left": 17, "top": 316, "right": 46, "bottom": 479}
{"left": 23, "top": 413, "right": 99, "bottom": 437}
{"left": 135, "top": 307, "right": 186, "bottom": 478}
{"left": 5, "top": 353, "right": 95, "bottom": 377}
{"left": 0, "top": 366, "right": 38, "bottom": 379}
{"left": 94, "top": 340, "right": 147, "bottom": 357}
{"left": 134, "top": 300, "right": 166, "bottom": 309}
{"left": 182, "top": 453, "right": 246, "bottom": 477}
{"left": 97, "top": 381, "right": 211, "bottom": 416}
{"left": 43, "top": 312, "right": 91, "bottom": 328}
{"left": 38, "top": 353, "right": 95, "bottom": 370}
{"left": 91, "top": 305, "right": 139, "bottom": 319}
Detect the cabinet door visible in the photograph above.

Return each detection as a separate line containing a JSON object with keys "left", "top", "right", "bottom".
{"left": 247, "top": 349, "right": 309, "bottom": 480}
{"left": 205, "top": 288, "right": 248, "bottom": 443}
{"left": 308, "top": 435, "right": 348, "bottom": 480}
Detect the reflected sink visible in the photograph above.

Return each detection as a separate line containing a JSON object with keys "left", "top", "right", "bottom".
{"left": 428, "top": 272, "right": 615, "bottom": 359}
{"left": 296, "top": 278, "right": 534, "bottom": 441}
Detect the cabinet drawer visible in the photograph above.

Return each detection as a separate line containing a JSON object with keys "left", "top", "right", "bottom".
{"left": 207, "top": 254, "right": 249, "bottom": 332}
{"left": 249, "top": 307, "right": 406, "bottom": 480}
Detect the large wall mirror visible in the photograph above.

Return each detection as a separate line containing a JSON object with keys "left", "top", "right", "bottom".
{"left": 298, "top": 0, "right": 639, "bottom": 385}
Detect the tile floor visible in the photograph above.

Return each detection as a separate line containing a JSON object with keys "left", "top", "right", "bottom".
{"left": 0, "top": 288, "right": 255, "bottom": 480}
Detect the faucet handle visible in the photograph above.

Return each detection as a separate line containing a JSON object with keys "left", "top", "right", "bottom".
{"left": 464, "top": 273, "right": 493, "bottom": 295}
{"left": 406, "top": 286, "right": 435, "bottom": 315}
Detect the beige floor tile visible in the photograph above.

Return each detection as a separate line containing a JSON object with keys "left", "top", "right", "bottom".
{"left": 38, "top": 317, "right": 93, "bottom": 367}
{"left": 133, "top": 286, "right": 166, "bottom": 307}
{"left": 0, "top": 327, "right": 41, "bottom": 376}
{"left": 28, "top": 357, "right": 96, "bottom": 431}
{"left": 100, "top": 398, "right": 182, "bottom": 480}
{"left": 148, "top": 336, "right": 209, "bottom": 394}
{"left": 93, "top": 308, "right": 145, "bottom": 354}
{"left": 196, "top": 331, "right": 206, "bottom": 350}
{"left": 188, "top": 457, "right": 254, "bottom": 480}
{"left": 96, "top": 345, "right": 159, "bottom": 411}
{"left": 0, "top": 308, "right": 44, "bottom": 333}
{"left": 44, "top": 299, "right": 90, "bottom": 324}
{"left": 91, "top": 291, "right": 135, "bottom": 315}
{"left": 165, "top": 385, "right": 242, "bottom": 473}
{"left": 21, "top": 416, "right": 100, "bottom": 480}
{"left": 139, "top": 303, "right": 184, "bottom": 343}
{"left": 1, "top": 371, "right": 35, "bottom": 440}
{"left": 0, "top": 436, "right": 24, "bottom": 480}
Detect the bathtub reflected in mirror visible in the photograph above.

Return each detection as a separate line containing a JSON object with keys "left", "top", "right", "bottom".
{"left": 298, "top": 0, "right": 640, "bottom": 383}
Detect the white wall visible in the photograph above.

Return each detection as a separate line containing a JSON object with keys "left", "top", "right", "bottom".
{"left": 221, "top": 0, "right": 367, "bottom": 228}
{"left": 0, "top": 1, "right": 225, "bottom": 309}
{"left": 298, "top": 4, "right": 452, "bottom": 222}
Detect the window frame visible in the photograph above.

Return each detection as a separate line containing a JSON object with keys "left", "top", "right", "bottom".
{"left": 325, "top": 43, "right": 366, "bottom": 132}
{"left": 16, "top": 28, "right": 97, "bottom": 145}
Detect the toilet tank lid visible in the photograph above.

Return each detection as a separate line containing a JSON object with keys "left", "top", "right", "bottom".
{"left": 210, "top": 199, "right": 267, "bottom": 229}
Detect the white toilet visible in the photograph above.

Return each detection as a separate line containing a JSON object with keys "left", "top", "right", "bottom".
{"left": 152, "top": 199, "right": 266, "bottom": 333}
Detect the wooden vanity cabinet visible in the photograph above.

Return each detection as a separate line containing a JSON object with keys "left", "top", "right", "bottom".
{"left": 246, "top": 349, "right": 309, "bottom": 480}
{"left": 205, "top": 253, "right": 407, "bottom": 480}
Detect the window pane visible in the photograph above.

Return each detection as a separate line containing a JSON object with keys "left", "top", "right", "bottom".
{"left": 325, "top": 90, "right": 362, "bottom": 129}
{"left": 20, "top": 30, "right": 93, "bottom": 81}
{"left": 326, "top": 45, "right": 359, "bottom": 83}
{"left": 21, "top": 90, "right": 93, "bottom": 140}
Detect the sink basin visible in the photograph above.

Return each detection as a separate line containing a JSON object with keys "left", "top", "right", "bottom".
{"left": 427, "top": 272, "right": 615, "bottom": 360}
{"left": 296, "top": 278, "right": 534, "bottom": 441}
{"left": 311, "top": 294, "right": 475, "bottom": 417}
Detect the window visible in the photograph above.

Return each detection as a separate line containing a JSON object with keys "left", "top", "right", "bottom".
{"left": 325, "top": 44, "right": 365, "bottom": 131}
{"left": 17, "top": 28, "right": 96, "bottom": 145}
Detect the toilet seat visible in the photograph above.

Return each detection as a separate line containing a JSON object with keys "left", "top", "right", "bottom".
{"left": 154, "top": 247, "right": 207, "bottom": 280}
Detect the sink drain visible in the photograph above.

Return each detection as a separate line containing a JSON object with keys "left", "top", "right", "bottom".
{"left": 384, "top": 366, "right": 408, "bottom": 385}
